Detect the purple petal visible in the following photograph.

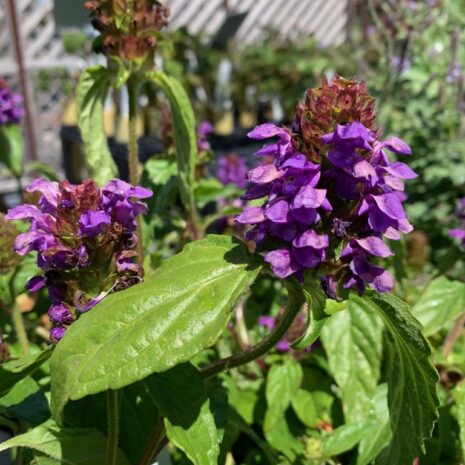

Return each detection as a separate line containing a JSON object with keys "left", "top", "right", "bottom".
{"left": 292, "top": 247, "right": 325, "bottom": 268}
{"left": 235, "top": 207, "right": 266, "bottom": 224}
{"left": 258, "top": 316, "right": 276, "bottom": 331}
{"left": 26, "top": 179, "right": 59, "bottom": 212}
{"left": 48, "top": 303, "right": 75, "bottom": 324}
{"left": 265, "top": 200, "right": 290, "bottom": 223}
{"left": 78, "top": 210, "right": 111, "bottom": 237}
{"left": 380, "top": 137, "right": 412, "bottom": 155}
{"left": 264, "top": 248, "right": 299, "bottom": 278}
{"left": 293, "top": 186, "right": 327, "bottom": 209}
{"left": 248, "top": 123, "right": 289, "bottom": 140}
{"left": 372, "top": 269, "right": 395, "bottom": 292}
{"left": 242, "top": 183, "right": 270, "bottom": 200}
{"left": 353, "top": 160, "right": 379, "bottom": 185}
{"left": 382, "top": 162, "right": 417, "bottom": 179}
{"left": 371, "top": 194, "right": 407, "bottom": 220}
{"left": 276, "top": 340, "right": 291, "bottom": 352}
{"left": 267, "top": 222, "right": 297, "bottom": 241}
{"left": 450, "top": 228, "right": 465, "bottom": 241}
{"left": 293, "top": 230, "right": 329, "bottom": 249}
{"left": 25, "top": 276, "right": 46, "bottom": 292}
{"left": 290, "top": 207, "right": 319, "bottom": 225}
{"left": 355, "top": 236, "right": 393, "bottom": 258}
{"left": 50, "top": 326, "right": 65, "bottom": 343}
{"left": 247, "top": 164, "right": 282, "bottom": 184}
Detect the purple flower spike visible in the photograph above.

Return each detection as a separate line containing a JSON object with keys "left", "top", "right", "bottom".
{"left": 7, "top": 178, "right": 152, "bottom": 343}
{"left": 235, "top": 76, "right": 417, "bottom": 297}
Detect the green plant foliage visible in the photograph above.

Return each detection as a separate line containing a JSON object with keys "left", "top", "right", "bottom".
{"left": 292, "top": 281, "right": 330, "bottom": 349}
{"left": 149, "top": 363, "right": 219, "bottom": 465}
{"left": 145, "top": 71, "right": 197, "bottom": 218}
{"left": 0, "top": 124, "right": 23, "bottom": 177}
{"left": 263, "top": 358, "right": 303, "bottom": 432}
{"left": 0, "top": 423, "right": 131, "bottom": 465}
{"left": 0, "top": 346, "right": 53, "bottom": 397}
{"left": 50, "top": 235, "right": 261, "bottom": 421}
{"left": 364, "top": 292, "right": 440, "bottom": 465}
{"left": 76, "top": 66, "right": 118, "bottom": 185}
{"left": 412, "top": 277, "right": 465, "bottom": 336}
{"left": 322, "top": 295, "right": 383, "bottom": 422}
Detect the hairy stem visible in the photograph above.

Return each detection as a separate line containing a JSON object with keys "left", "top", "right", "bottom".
{"left": 9, "top": 271, "right": 29, "bottom": 356}
{"left": 127, "top": 77, "right": 144, "bottom": 260}
{"left": 443, "top": 312, "right": 465, "bottom": 359}
{"left": 106, "top": 390, "right": 120, "bottom": 465}
{"left": 139, "top": 417, "right": 166, "bottom": 465}
{"left": 201, "top": 281, "right": 305, "bottom": 379}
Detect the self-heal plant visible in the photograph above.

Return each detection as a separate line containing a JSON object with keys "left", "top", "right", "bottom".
{"left": 236, "top": 76, "right": 417, "bottom": 297}
{"left": 6, "top": 178, "right": 152, "bottom": 342}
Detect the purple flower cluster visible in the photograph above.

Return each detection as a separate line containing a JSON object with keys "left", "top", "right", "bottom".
{"left": 6, "top": 178, "right": 152, "bottom": 342}
{"left": 0, "top": 80, "right": 25, "bottom": 125}
{"left": 217, "top": 154, "right": 248, "bottom": 188}
{"left": 236, "top": 119, "right": 416, "bottom": 296}
{"left": 450, "top": 198, "right": 465, "bottom": 247}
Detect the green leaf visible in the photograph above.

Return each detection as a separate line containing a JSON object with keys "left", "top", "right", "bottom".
{"left": 356, "top": 384, "right": 392, "bottom": 465}
{"left": 412, "top": 277, "right": 465, "bottom": 336}
{"left": 363, "top": 292, "right": 439, "bottom": 465}
{"left": 149, "top": 363, "right": 219, "bottom": 465}
{"left": 321, "top": 295, "right": 383, "bottom": 422}
{"left": 0, "top": 124, "right": 23, "bottom": 177}
{"left": 0, "top": 377, "right": 50, "bottom": 425}
{"left": 323, "top": 421, "right": 370, "bottom": 457}
{"left": 452, "top": 382, "right": 465, "bottom": 460}
{"left": 50, "top": 235, "right": 260, "bottom": 421}
{"left": 0, "top": 346, "right": 53, "bottom": 397}
{"left": 64, "top": 375, "right": 161, "bottom": 464}
{"left": 145, "top": 71, "right": 197, "bottom": 216}
{"left": 0, "top": 423, "right": 131, "bottom": 465}
{"left": 292, "top": 280, "right": 328, "bottom": 349}
{"left": 264, "top": 358, "right": 303, "bottom": 432}
{"left": 76, "top": 66, "right": 118, "bottom": 185}
{"left": 291, "top": 389, "right": 317, "bottom": 428}
{"left": 264, "top": 414, "right": 304, "bottom": 461}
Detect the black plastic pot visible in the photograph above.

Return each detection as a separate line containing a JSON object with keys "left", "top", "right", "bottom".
{"left": 60, "top": 125, "right": 164, "bottom": 183}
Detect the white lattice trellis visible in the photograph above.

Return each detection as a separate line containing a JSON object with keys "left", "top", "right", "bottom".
{"left": 0, "top": 0, "right": 349, "bottom": 164}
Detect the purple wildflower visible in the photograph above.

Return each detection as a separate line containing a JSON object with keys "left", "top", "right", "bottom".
{"left": 0, "top": 79, "right": 25, "bottom": 125}
{"left": 236, "top": 76, "right": 417, "bottom": 297}
{"left": 6, "top": 178, "right": 152, "bottom": 342}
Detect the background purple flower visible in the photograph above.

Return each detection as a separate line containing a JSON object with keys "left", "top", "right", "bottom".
{"left": 0, "top": 79, "right": 25, "bottom": 125}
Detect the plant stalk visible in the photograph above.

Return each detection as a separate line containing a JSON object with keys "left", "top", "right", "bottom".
{"left": 9, "top": 271, "right": 29, "bottom": 356}
{"left": 201, "top": 281, "right": 305, "bottom": 379}
{"left": 127, "top": 77, "right": 144, "bottom": 260}
{"left": 106, "top": 389, "right": 120, "bottom": 465}
{"left": 443, "top": 312, "right": 465, "bottom": 359}
{"left": 139, "top": 417, "right": 166, "bottom": 465}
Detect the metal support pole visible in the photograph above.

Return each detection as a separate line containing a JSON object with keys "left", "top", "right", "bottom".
{"left": 5, "top": 0, "right": 39, "bottom": 161}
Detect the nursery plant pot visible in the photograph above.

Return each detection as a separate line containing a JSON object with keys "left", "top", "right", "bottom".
{"left": 60, "top": 125, "right": 164, "bottom": 183}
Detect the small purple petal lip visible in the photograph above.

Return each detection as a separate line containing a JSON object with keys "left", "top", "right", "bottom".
{"left": 247, "top": 164, "right": 282, "bottom": 184}
{"left": 264, "top": 248, "right": 298, "bottom": 278}
{"left": 258, "top": 315, "right": 276, "bottom": 331}
{"left": 235, "top": 206, "right": 266, "bottom": 224}
{"left": 78, "top": 210, "right": 111, "bottom": 237}
{"left": 354, "top": 236, "right": 393, "bottom": 258}
{"left": 25, "top": 276, "right": 46, "bottom": 293}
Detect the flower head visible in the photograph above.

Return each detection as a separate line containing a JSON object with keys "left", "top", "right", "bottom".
{"left": 0, "top": 79, "right": 24, "bottom": 125}
{"left": 6, "top": 178, "right": 152, "bottom": 342}
{"left": 85, "top": 0, "right": 170, "bottom": 62}
{"left": 236, "top": 76, "right": 416, "bottom": 297}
